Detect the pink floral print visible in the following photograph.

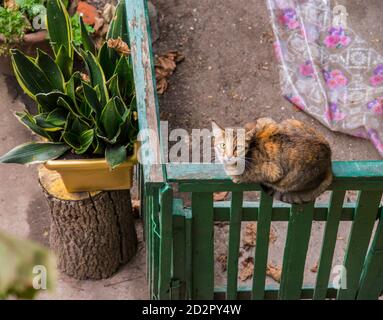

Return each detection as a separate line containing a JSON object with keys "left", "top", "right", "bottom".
{"left": 299, "top": 61, "right": 314, "bottom": 77}
{"left": 323, "top": 26, "right": 351, "bottom": 49}
{"left": 323, "top": 69, "right": 348, "bottom": 90}
{"left": 368, "top": 129, "right": 383, "bottom": 154}
{"left": 268, "top": 0, "right": 383, "bottom": 158}
{"left": 369, "top": 65, "right": 383, "bottom": 87}
{"left": 367, "top": 96, "right": 383, "bottom": 115}
{"left": 325, "top": 102, "right": 346, "bottom": 122}
{"left": 278, "top": 8, "right": 299, "bottom": 30}
{"left": 285, "top": 94, "right": 305, "bottom": 110}
{"left": 351, "top": 128, "right": 369, "bottom": 139}
{"left": 273, "top": 41, "right": 283, "bottom": 62}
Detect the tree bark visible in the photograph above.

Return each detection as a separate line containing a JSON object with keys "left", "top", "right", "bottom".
{"left": 38, "top": 166, "right": 137, "bottom": 280}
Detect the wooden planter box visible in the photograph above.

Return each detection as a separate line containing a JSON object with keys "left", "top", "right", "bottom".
{"left": 45, "top": 142, "right": 139, "bottom": 192}
{"left": 127, "top": 0, "right": 383, "bottom": 300}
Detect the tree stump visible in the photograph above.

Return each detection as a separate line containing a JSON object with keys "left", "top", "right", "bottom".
{"left": 38, "top": 166, "right": 137, "bottom": 280}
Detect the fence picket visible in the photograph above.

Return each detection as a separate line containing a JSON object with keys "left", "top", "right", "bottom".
{"left": 357, "top": 212, "right": 383, "bottom": 299}
{"left": 226, "top": 192, "right": 243, "bottom": 299}
{"left": 191, "top": 192, "right": 215, "bottom": 299}
{"left": 313, "top": 191, "right": 345, "bottom": 300}
{"left": 279, "top": 203, "right": 314, "bottom": 299}
{"left": 251, "top": 191, "right": 273, "bottom": 300}
{"left": 337, "top": 191, "right": 382, "bottom": 299}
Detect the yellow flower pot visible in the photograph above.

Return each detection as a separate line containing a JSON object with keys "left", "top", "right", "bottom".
{"left": 44, "top": 143, "right": 139, "bottom": 193}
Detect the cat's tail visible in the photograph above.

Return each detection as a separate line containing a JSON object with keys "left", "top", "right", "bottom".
{"left": 272, "top": 168, "right": 333, "bottom": 204}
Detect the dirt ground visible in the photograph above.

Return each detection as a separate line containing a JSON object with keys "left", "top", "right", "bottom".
{"left": 0, "top": 0, "right": 382, "bottom": 300}
{"left": 155, "top": 0, "right": 382, "bottom": 161}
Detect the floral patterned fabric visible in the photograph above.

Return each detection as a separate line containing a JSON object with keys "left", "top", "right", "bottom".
{"left": 267, "top": 0, "right": 383, "bottom": 156}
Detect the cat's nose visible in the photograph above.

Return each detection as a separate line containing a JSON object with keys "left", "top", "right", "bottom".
{"left": 224, "top": 156, "right": 236, "bottom": 164}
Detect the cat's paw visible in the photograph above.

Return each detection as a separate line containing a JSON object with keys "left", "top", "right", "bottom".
{"left": 231, "top": 176, "right": 241, "bottom": 184}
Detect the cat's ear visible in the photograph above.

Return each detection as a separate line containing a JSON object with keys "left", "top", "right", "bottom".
{"left": 245, "top": 128, "right": 256, "bottom": 141}
{"left": 245, "top": 122, "right": 257, "bottom": 141}
{"left": 212, "top": 121, "right": 224, "bottom": 138}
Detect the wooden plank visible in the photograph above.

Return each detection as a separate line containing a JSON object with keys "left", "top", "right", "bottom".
{"left": 226, "top": 192, "right": 243, "bottom": 299}
{"left": 126, "top": 0, "right": 165, "bottom": 183}
{"left": 150, "top": 189, "right": 160, "bottom": 299}
{"left": 145, "top": 190, "right": 152, "bottom": 295}
{"left": 213, "top": 202, "right": 357, "bottom": 222}
{"left": 313, "top": 191, "right": 345, "bottom": 300}
{"left": 191, "top": 192, "right": 215, "bottom": 299}
{"left": 185, "top": 209, "right": 193, "bottom": 299}
{"left": 357, "top": 213, "right": 383, "bottom": 300}
{"left": 214, "top": 285, "right": 339, "bottom": 300}
{"left": 278, "top": 203, "right": 314, "bottom": 300}
{"left": 167, "top": 161, "right": 383, "bottom": 182}
{"left": 251, "top": 192, "right": 273, "bottom": 300}
{"left": 158, "top": 185, "right": 173, "bottom": 299}
{"left": 337, "top": 191, "right": 382, "bottom": 300}
{"left": 178, "top": 180, "right": 383, "bottom": 192}
{"left": 172, "top": 199, "right": 187, "bottom": 299}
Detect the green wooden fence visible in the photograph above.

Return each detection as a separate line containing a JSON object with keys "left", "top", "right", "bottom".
{"left": 126, "top": 0, "right": 383, "bottom": 300}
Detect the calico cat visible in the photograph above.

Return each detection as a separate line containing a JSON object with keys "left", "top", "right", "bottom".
{"left": 212, "top": 118, "right": 333, "bottom": 204}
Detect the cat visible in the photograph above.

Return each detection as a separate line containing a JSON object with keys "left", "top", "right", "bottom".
{"left": 212, "top": 118, "right": 333, "bottom": 204}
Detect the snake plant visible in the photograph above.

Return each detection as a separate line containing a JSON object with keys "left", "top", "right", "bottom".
{"left": 0, "top": 0, "right": 138, "bottom": 169}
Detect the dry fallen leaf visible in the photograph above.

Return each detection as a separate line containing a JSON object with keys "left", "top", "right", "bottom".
{"left": 155, "top": 51, "right": 184, "bottom": 94}
{"left": 217, "top": 254, "right": 227, "bottom": 272}
{"left": 156, "top": 77, "right": 168, "bottom": 95}
{"left": 156, "top": 56, "right": 177, "bottom": 73}
{"left": 93, "top": 17, "right": 105, "bottom": 34}
{"left": 80, "top": 73, "right": 90, "bottom": 82}
{"left": 102, "top": 3, "right": 116, "bottom": 23}
{"left": 242, "top": 223, "right": 277, "bottom": 250}
{"left": 4, "top": 0, "right": 18, "bottom": 10}
{"left": 213, "top": 192, "right": 228, "bottom": 201}
{"left": 266, "top": 264, "right": 281, "bottom": 282}
{"left": 243, "top": 222, "right": 257, "bottom": 250}
{"left": 311, "top": 262, "right": 318, "bottom": 273}
{"left": 239, "top": 257, "right": 254, "bottom": 281}
{"left": 107, "top": 37, "right": 131, "bottom": 56}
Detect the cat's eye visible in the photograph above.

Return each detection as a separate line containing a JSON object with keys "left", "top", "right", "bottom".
{"left": 219, "top": 143, "right": 226, "bottom": 149}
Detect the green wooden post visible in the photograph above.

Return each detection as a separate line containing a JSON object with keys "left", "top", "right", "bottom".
{"left": 357, "top": 212, "right": 383, "bottom": 299}
{"left": 226, "top": 192, "right": 244, "bottom": 299}
{"left": 158, "top": 185, "right": 173, "bottom": 299}
{"left": 151, "top": 188, "right": 160, "bottom": 299}
{"left": 251, "top": 191, "right": 273, "bottom": 300}
{"left": 192, "top": 192, "right": 215, "bottom": 299}
{"left": 146, "top": 190, "right": 153, "bottom": 297}
{"left": 185, "top": 210, "right": 193, "bottom": 299}
{"left": 337, "top": 191, "right": 381, "bottom": 300}
{"left": 279, "top": 202, "right": 314, "bottom": 300}
{"left": 172, "top": 199, "right": 188, "bottom": 299}
{"left": 313, "top": 191, "right": 345, "bottom": 300}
